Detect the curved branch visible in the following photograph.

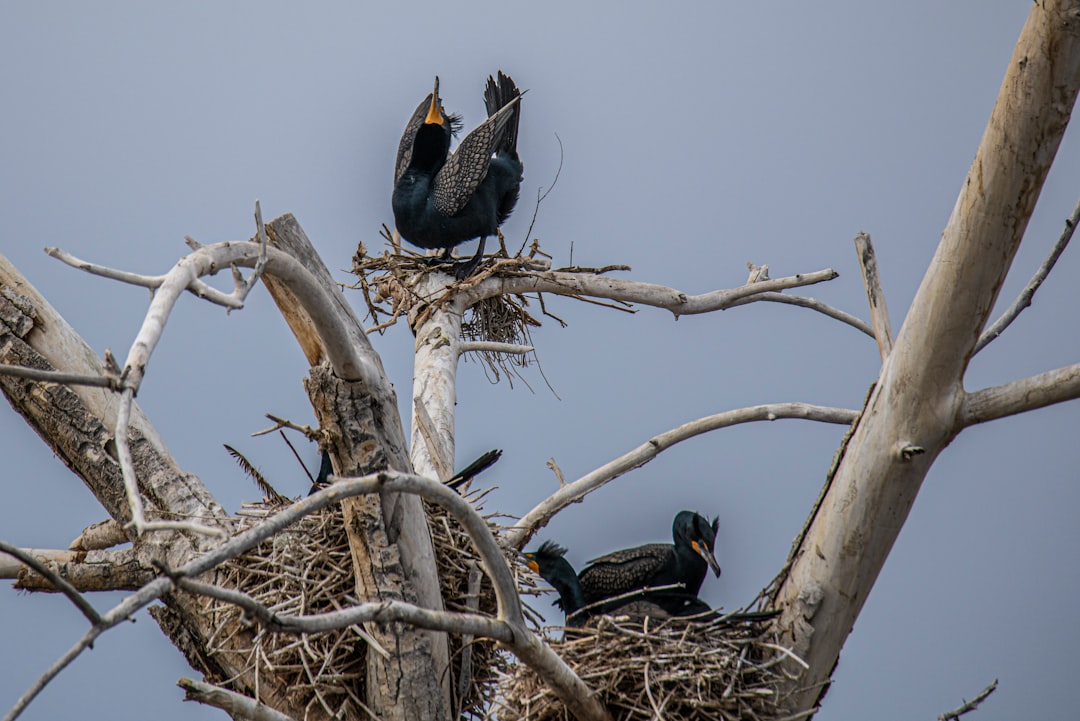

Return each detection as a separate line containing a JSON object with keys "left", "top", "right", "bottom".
{"left": 960, "top": 362, "right": 1080, "bottom": 427}
{"left": 460, "top": 267, "right": 839, "bottom": 317}
{"left": 177, "top": 576, "right": 515, "bottom": 643}
{"left": 730, "top": 292, "right": 875, "bottom": 338}
{"left": 178, "top": 678, "right": 298, "bottom": 721}
{"left": 504, "top": 403, "right": 859, "bottom": 549}
{"left": 975, "top": 196, "right": 1080, "bottom": 354}
{"left": 46, "top": 247, "right": 243, "bottom": 309}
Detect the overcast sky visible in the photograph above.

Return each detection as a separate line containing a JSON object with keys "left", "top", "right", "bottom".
{"left": 2, "top": 3, "right": 1078, "bottom": 720}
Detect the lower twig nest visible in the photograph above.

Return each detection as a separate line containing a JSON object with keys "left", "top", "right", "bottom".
{"left": 206, "top": 488, "right": 516, "bottom": 721}
{"left": 497, "top": 613, "right": 796, "bottom": 721}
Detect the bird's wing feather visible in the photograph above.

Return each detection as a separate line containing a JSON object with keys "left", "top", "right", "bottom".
{"left": 395, "top": 93, "right": 434, "bottom": 187}
{"left": 578, "top": 543, "right": 672, "bottom": 601}
{"left": 432, "top": 96, "right": 520, "bottom": 216}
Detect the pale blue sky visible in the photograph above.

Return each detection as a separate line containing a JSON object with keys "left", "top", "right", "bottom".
{"left": 2, "top": 3, "right": 1078, "bottom": 720}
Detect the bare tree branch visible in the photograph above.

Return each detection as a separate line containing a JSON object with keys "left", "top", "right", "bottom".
{"left": 6, "top": 547, "right": 154, "bottom": 593}
{"left": 730, "top": 291, "right": 875, "bottom": 338}
{"left": 0, "top": 363, "right": 117, "bottom": 388}
{"left": 937, "top": 679, "right": 998, "bottom": 721}
{"left": 458, "top": 341, "right": 535, "bottom": 355}
{"left": 178, "top": 678, "right": 298, "bottom": 721}
{"left": 68, "top": 519, "right": 127, "bottom": 551}
{"left": 461, "top": 267, "right": 840, "bottom": 318}
{"left": 46, "top": 247, "right": 243, "bottom": 309}
{"left": 504, "top": 402, "right": 859, "bottom": 549}
{"left": 0, "top": 543, "right": 99, "bottom": 623}
{"left": 975, "top": 196, "right": 1080, "bottom": 353}
{"left": 854, "top": 232, "right": 894, "bottom": 359}
{"left": 175, "top": 576, "right": 515, "bottom": 642}
{"left": 961, "top": 362, "right": 1080, "bottom": 426}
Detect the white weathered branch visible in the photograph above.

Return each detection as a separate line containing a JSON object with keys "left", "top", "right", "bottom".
{"left": 730, "top": 291, "right": 875, "bottom": 338}
{"left": 46, "top": 246, "right": 244, "bottom": 309}
{"left": 504, "top": 403, "right": 858, "bottom": 550}
{"left": 177, "top": 576, "right": 515, "bottom": 642}
{"left": 69, "top": 519, "right": 128, "bottom": 551}
{"left": 460, "top": 267, "right": 840, "bottom": 318}
{"left": 975, "top": 196, "right": 1080, "bottom": 353}
{"left": 961, "top": 362, "right": 1080, "bottom": 426}
{"left": 178, "top": 678, "right": 298, "bottom": 721}
{"left": 458, "top": 341, "right": 535, "bottom": 356}
{"left": 854, "top": 232, "right": 893, "bottom": 360}
{"left": 937, "top": 678, "right": 998, "bottom": 721}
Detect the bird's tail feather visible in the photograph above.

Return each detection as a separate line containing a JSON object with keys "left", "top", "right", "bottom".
{"left": 484, "top": 71, "right": 521, "bottom": 153}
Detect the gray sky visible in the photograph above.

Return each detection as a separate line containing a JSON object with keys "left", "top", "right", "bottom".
{"left": 2, "top": 2, "right": 1078, "bottom": 720}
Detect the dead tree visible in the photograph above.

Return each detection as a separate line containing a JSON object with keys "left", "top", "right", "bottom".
{"left": 1, "top": 2, "right": 1079, "bottom": 720}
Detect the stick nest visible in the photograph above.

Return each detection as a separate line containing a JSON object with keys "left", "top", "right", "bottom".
{"left": 207, "top": 487, "right": 520, "bottom": 721}
{"left": 496, "top": 614, "right": 797, "bottom": 721}
{"left": 348, "top": 239, "right": 631, "bottom": 385}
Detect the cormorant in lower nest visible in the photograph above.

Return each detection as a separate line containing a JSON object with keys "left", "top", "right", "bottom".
{"left": 524, "top": 541, "right": 713, "bottom": 627}
{"left": 392, "top": 72, "right": 523, "bottom": 279}
{"left": 577, "top": 510, "right": 722, "bottom": 604}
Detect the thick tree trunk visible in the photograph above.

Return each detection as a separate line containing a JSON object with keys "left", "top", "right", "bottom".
{"left": 0, "top": 255, "right": 311, "bottom": 717}
{"left": 263, "top": 217, "right": 452, "bottom": 720}
{"left": 771, "top": 1, "right": 1080, "bottom": 711}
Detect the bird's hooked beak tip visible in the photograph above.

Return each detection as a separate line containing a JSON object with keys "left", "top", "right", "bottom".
{"left": 693, "top": 540, "right": 722, "bottom": 577}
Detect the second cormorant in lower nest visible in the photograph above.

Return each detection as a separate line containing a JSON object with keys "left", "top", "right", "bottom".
{"left": 524, "top": 541, "right": 712, "bottom": 627}
{"left": 392, "top": 72, "right": 523, "bottom": 279}
{"left": 577, "top": 510, "right": 722, "bottom": 604}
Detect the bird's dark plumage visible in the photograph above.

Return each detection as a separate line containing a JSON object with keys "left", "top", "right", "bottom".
{"left": 524, "top": 540, "right": 718, "bottom": 627}
{"left": 392, "top": 72, "right": 523, "bottom": 278}
{"left": 307, "top": 450, "right": 335, "bottom": 496}
{"left": 577, "top": 510, "right": 722, "bottom": 604}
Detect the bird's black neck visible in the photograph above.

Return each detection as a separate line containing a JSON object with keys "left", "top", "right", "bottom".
{"left": 672, "top": 541, "right": 708, "bottom": 596}
{"left": 409, "top": 124, "right": 450, "bottom": 174}
{"left": 543, "top": 557, "right": 587, "bottom": 620}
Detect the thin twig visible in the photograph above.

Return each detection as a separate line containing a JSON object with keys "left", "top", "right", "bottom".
{"left": 0, "top": 363, "right": 118, "bottom": 389}
{"left": 937, "top": 678, "right": 998, "bottom": 721}
{"left": 975, "top": 196, "right": 1080, "bottom": 353}
{"left": 253, "top": 414, "right": 319, "bottom": 439}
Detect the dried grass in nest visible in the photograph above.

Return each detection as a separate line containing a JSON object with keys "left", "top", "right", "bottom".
{"left": 207, "top": 489, "right": 528, "bottom": 721}
{"left": 496, "top": 614, "right": 796, "bottom": 721}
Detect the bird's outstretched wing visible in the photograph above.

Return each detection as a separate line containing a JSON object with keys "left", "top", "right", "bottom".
{"left": 432, "top": 94, "right": 520, "bottom": 217}
{"left": 395, "top": 93, "right": 434, "bottom": 187}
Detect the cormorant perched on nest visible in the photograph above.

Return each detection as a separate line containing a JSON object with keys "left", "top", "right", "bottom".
{"left": 577, "top": 510, "right": 722, "bottom": 604}
{"left": 392, "top": 71, "right": 523, "bottom": 279}
{"left": 524, "top": 541, "right": 712, "bottom": 627}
